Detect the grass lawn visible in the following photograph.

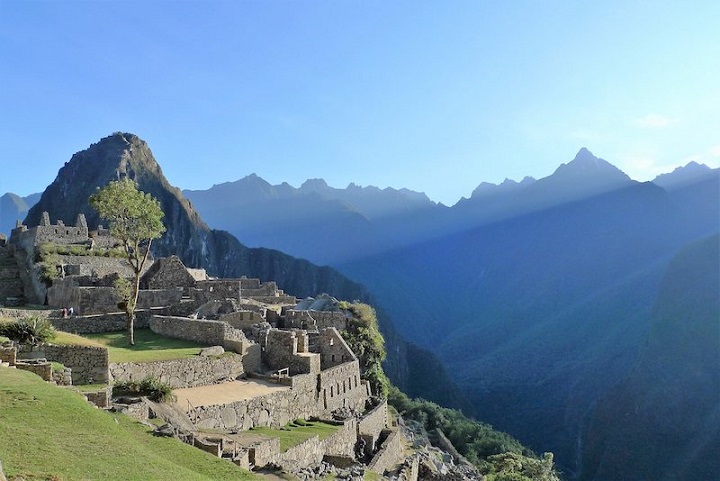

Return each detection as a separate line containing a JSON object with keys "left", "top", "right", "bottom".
{"left": 52, "top": 330, "right": 105, "bottom": 347}
{"left": 0, "top": 368, "right": 257, "bottom": 480}
{"left": 84, "top": 329, "right": 205, "bottom": 362}
{"left": 250, "top": 420, "right": 340, "bottom": 452}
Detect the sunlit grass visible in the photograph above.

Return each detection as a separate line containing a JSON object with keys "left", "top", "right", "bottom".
{"left": 84, "top": 329, "right": 204, "bottom": 362}
{"left": 250, "top": 419, "right": 340, "bottom": 451}
{"left": 0, "top": 368, "right": 257, "bottom": 480}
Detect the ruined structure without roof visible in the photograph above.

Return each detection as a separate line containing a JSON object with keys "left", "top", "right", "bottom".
{"left": 1, "top": 213, "right": 412, "bottom": 478}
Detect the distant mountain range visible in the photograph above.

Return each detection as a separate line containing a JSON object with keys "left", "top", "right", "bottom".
{"left": 3, "top": 142, "right": 718, "bottom": 479}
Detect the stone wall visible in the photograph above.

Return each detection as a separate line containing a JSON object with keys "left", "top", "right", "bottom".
{"left": 48, "top": 281, "right": 182, "bottom": 315}
{"left": 396, "top": 455, "right": 420, "bottom": 481}
{"left": 85, "top": 387, "right": 111, "bottom": 408}
{"left": 150, "top": 315, "right": 225, "bottom": 346}
{"left": 319, "top": 360, "right": 367, "bottom": 412}
{"left": 235, "top": 437, "right": 280, "bottom": 470}
{"left": 195, "top": 279, "right": 295, "bottom": 304}
{"left": 284, "top": 310, "right": 349, "bottom": 331}
{"left": 18, "top": 344, "right": 110, "bottom": 384}
{"left": 276, "top": 419, "right": 356, "bottom": 471}
{"left": 140, "top": 256, "right": 196, "bottom": 289}
{"left": 55, "top": 255, "right": 136, "bottom": 279}
{"left": 367, "top": 430, "right": 405, "bottom": 475}
{"left": 49, "top": 310, "right": 157, "bottom": 334}
{"left": 15, "top": 361, "right": 52, "bottom": 381}
{"left": 220, "top": 311, "right": 265, "bottom": 330}
{"left": 0, "top": 307, "right": 54, "bottom": 319}
{"left": 10, "top": 215, "right": 89, "bottom": 253}
{"left": 314, "top": 328, "right": 357, "bottom": 370}
{"left": 194, "top": 373, "right": 321, "bottom": 431}
{"left": 0, "top": 345, "right": 16, "bottom": 365}
{"left": 110, "top": 355, "right": 244, "bottom": 389}
{"left": 358, "top": 400, "right": 389, "bottom": 444}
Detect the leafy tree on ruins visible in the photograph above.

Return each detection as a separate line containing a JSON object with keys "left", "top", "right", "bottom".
{"left": 89, "top": 179, "right": 165, "bottom": 345}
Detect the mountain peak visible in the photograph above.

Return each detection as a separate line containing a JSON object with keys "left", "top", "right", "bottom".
{"left": 553, "top": 148, "right": 631, "bottom": 182}
{"left": 300, "top": 178, "right": 329, "bottom": 191}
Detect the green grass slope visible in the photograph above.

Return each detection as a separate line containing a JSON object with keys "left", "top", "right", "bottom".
{"left": 0, "top": 368, "right": 256, "bottom": 481}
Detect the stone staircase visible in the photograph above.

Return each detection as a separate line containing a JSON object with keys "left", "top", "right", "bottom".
{"left": 0, "top": 245, "right": 25, "bottom": 306}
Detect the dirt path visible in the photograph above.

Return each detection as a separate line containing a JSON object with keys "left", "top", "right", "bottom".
{"left": 173, "top": 379, "right": 289, "bottom": 408}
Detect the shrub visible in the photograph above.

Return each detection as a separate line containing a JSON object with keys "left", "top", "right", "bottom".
{"left": 113, "top": 377, "right": 174, "bottom": 402}
{"left": 0, "top": 316, "right": 56, "bottom": 344}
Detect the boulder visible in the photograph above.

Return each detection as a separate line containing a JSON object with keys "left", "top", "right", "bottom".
{"left": 199, "top": 346, "right": 224, "bottom": 357}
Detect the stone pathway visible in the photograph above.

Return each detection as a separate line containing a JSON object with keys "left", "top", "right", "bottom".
{"left": 173, "top": 378, "right": 290, "bottom": 408}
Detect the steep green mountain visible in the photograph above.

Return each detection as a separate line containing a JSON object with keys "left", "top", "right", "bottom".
{"left": 580, "top": 234, "right": 720, "bottom": 480}
{"left": 22, "top": 132, "right": 469, "bottom": 410}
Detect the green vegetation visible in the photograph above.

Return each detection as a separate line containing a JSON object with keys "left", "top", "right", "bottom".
{"left": 113, "top": 377, "right": 174, "bottom": 402}
{"left": 90, "top": 178, "right": 166, "bottom": 346}
{"left": 72, "top": 383, "right": 111, "bottom": 393}
{"left": 84, "top": 329, "right": 204, "bottom": 362}
{"left": 0, "top": 368, "right": 257, "bottom": 480}
{"left": 52, "top": 329, "right": 105, "bottom": 347}
{"left": 0, "top": 316, "right": 55, "bottom": 344}
{"left": 50, "top": 361, "right": 66, "bottom": 372}
{"left": 338, "top": 302, "right": 390, "bottom": 398}
{"left": 250, "top": 419, "right": 340, "bottom": 451}
{"left": 36, "top": 242, "right": 126, "bottom": 259}
{"left": 483, "top": 452, "right": 558, "bottom": 481}
{"left": 388, "top": 387, "right": 559, "bottom": 480}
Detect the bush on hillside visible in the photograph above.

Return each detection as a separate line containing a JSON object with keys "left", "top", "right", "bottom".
{"left": 388, "top": 386, "right": 559, "bottom": 481}
{"left": 113, "top": 377, "right": 174, "bottom": 402}
{"left": 338, "top": 302, "right": 390, "bottom": 398}
{"left": 0, "top": 316, "right": 56, "bottom": 344}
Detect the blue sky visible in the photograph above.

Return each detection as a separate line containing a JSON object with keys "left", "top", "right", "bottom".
{"left": 1, "top": 1, "right": 718, "bottom": 205}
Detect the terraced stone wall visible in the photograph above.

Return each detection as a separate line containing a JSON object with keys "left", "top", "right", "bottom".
{"left": 109, "top": 354, "right": 244, "bottom": 388}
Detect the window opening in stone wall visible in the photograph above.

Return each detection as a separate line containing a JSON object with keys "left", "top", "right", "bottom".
{"left": 331, "top": 354, "right": 335, "bottom": 362}
{"left": 330, "top": 386, "right": 334, "bottom": 397}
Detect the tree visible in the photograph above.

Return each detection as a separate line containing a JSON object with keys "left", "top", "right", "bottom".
{"left": 89, "top": 179, "right": 165, "bottom": 345}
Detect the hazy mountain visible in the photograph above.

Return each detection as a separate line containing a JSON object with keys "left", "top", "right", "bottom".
{"left": 23, "top": 132, "right": 470, "bottom": 411}
{"left": 581, "top": 234, "right": 720, "bottom": 480}
{"left": 652, "top": 161, "right": 719, "bottom": 190}
{"left": 183, "top": 173, "right": 445, "bottom": 264}
{"left": 0, "top": 192, "right": 39, "bottom": 236}
{"left": 339, "top": 173, "right": 718, "bottom": 477}
{"left": 452, "top": 148, "right": 635, "bottom": 228}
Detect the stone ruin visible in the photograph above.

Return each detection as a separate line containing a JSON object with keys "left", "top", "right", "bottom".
{"left": 0, "top": 214, "right": 422, "bottom": 479}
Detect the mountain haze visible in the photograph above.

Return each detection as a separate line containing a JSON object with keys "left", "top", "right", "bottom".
{"left": 180, "top": 147, "right": 719, "bottom": 478}
{"left": 1, "top": 192, "right": 40, "bottom": 237}
{"left": 183, "top": 173, "right": 446, "bottom": 264}
{"left": 581, "top": 234, "right": 720, "bottom": 480}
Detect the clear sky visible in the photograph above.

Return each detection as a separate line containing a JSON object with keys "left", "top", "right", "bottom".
{"left": 1, "top": 1, "right": 718, "bottom": 205}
